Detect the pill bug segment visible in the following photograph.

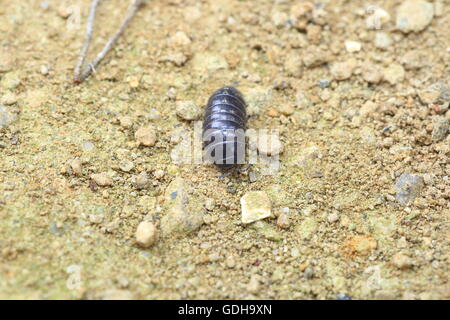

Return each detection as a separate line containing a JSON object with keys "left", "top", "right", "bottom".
{"left": 203, "top": 86, "right": 247, "bottom": 169}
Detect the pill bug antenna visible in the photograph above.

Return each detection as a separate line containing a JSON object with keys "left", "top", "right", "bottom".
{"left": 73, "top": 0, "right": 144, "bottom": 84}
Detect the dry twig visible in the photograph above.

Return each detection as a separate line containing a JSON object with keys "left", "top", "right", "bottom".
{"left": 73, "top": 0, "right": 100, "bottom": 83}
{"left": 74, "top": 0, "right": 143, "bottom": 84}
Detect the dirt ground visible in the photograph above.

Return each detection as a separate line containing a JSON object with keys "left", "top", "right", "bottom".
{"left": 0, "top": 0, "right": 449, "bottom": 300}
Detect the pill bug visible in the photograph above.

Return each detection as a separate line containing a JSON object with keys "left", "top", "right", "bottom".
{"left": 203, "top": 86, "right": 247, "bottom": 169}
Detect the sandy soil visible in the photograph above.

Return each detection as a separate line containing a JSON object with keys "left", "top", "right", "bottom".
{"left": 0, "top": 0, "right": 449, "bottom": 299}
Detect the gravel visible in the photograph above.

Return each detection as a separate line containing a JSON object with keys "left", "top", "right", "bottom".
{"left": 160, "top": 177, "right": 204, "bottom": 236}
{"left": 133, "top": 172, "right": 149, "bottom": 189}
{"left": 91, "top": 173, "right": 113, "bottom": 187}
{"left": 119, "top": 160, "right": 134, "bottom": 172}
{"left": 240, "top": 191, "right": 272, "bottom": 224}
{"left": 0, "top": 104, "right": 18, "bottom": 129}
{"left": 276, "top": 213, "right": 290, "bottom": 229}
{"left": 69, "top": 158, "right": 83, "bottom": 176}
{"left": 391, "top": 253, "right": 413, "bottom": 270}
{"left": 345, "top": 41, "right": 362, "bottom": 53}
{"left": 330, "top": 60, "right": 355, "bottom": 81}
{"left": 135, "top": 221, "right": 158, "bottom": 248}
{"left": 431, "top": 119, "right": 449, "bottom": 141}
{"left": 395, "top": 173, "right": 425, "bottom": 206}
{"left": 135, "top": 126, "right": 157, "bottom": 147}
{"left": 175, "top": 100, "right": 202, "bottom": 121}
{"left": 383, "top": 64, "right": 405, "bottom": 85}
{"left": 373, "top": 32, "right": 392, "bottom": 50}
{"left": 396, "top": 0, "right": 434, "bottom": 33}
{"left": 1, "top": 92, "right": 17, "bottom": 105}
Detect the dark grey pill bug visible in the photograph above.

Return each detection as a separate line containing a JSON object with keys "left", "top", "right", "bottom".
{"left": 203, "top": 86, "right": 247, "bottom": 170}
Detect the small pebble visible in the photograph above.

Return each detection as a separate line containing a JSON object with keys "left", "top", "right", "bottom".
{"left": 284, "top": 54, "right": 302, "bottom": 77}
{"left": 166, "top": 87, "right": 177, "bottom": 100}
{"left": 302, "top": 47, "right": 331, "bottom": 68}
{"left": 176, "top": 100, "right": 201, "bottom": 121}
{"left": 267, "top": 109, "right": 279, "bottom": 118}
{"left": 431, "top": 119, "right": 449, "bottom": 142}
{"left": 392, "top": 253, "right": 412, "bottom": 270}
{"left": 147, "top": 108, "right": 161, "bottom": 120}
{"left": 273, "top": 78, "right": 291, "bottom": 90}
{"left": 401, "top": 50, "right": 426, "bottom": 70}
{"left": 276, "top": 213, "right": 290, "bottom": 229}
{"left": 318, "top": 79, "right": 331, "bottom": 88}
{"left": 70, "top": 158, "right": 83, "bottom": 176}
{"left": 118, "top": 116, "right": 133, "bottom": 129}
{"left": 241, "top": 191, "right": 272, "bottom": 224}
{"left": 330, "top": 60, "right": 355, "bottom": 81}
{"left": 362, "top": 65, "right": 383, "bottom": 84}
{"left": 304, "top": 267, "right": 314, "bottom": 279}
{"left": 135, "top": 126, "right": 157, "bottom": 147}
{"left": 204, "top": 198, "right": 215, "bottom": 211}
{"left": 0, "top": 104, "right": 18, "bottom": 129}
{"left": 168, "top": 31, "right": 191, "bottom": 47}
{"left": 135, "top": 221, "right": 157, "bottom": 248}
{"left": 345, "top": 41, "right": 362, "bottom": 53}
{"left": 247, "top": 275, "right": 260, "bottom": 294}
{"left": 249, "top": 171, "right": 260, "bottom": 183}
{"left": 383, "top": 64, "right": 405, "bottom": 85}
{"left": 271, "top": 11, "right": 288, "bottom": 28}
{"left": 153, "top": 169, "right": 165, "bottom": 179}
{"left": 1, "top": 72, "right": 21, "bottom": 89}
{"left": 91, "top": 173, "right": 113, "bottom": 187}
{"left": 225, "top": 256, "right": 236, "bottom": 268}
{"left": 82, "top": 141, "right": 95, "bottom": 151}
{"left": 279, "top": 104, "right": 294, "bottom": 116}
{"left": 89, "top": 214, "right": 103, "bottom": 224}
{"left": 1, "top": 92, "right": 17, "bottom": 105}
{"left": 119, "top": 160, "right": 134, "bottom": 172}
{"left": 40, "top": 65, "right": 49, "bottom": 75}
{"left": 360, "top": 101, "right": 379, "bottom": 118}
{"left": 208, "top": 253, "right": 221, "bottom": 262}
{"left": 374, "top": 32, "right": 392, "bottom": 50}
{"left": 366, "top": 7, "right": 390, "bottom": 29}
{"left": 395, "top": 173, "right": 424, "bottom": 206}
{"left": 396, "top": 0, "right": 434, "bottom": 33}
{"left": 134, "top": 172, "right": 149, "bottom": 189}
{"left": 160, "top": 177, "right": 204, "bottom": 236}
{"left": 159, "top": 53, "right": 188, "bottom": 67}
{"left": 327, "top": 212, "right": 339, "bottom": 223}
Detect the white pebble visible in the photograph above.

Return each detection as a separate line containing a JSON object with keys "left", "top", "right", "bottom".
{"left": 345, "top": 41, "right": 362, "bottom": 53}
{"left": 241, "top": 191, "right": 272, "bottom": 224}
{"left": 327, "top": 212, "right": 339, "bottom": 223}
{"left": 135, "top": 221, "right": 158, "bottom": 248}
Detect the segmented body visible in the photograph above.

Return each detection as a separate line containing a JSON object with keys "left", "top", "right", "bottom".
{"left": 203, "top": 86, "right": 247, "bottom": 169}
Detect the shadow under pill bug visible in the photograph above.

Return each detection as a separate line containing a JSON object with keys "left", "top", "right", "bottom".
{"left": 203, "top": 86, "right": 247, "bottom": 169}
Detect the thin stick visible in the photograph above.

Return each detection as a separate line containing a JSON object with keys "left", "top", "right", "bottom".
{"left": 76, "top": 0, "right": 144, "bottom": 84}
{"left": 74, "top": 0, "right": 100, "bottom": 83}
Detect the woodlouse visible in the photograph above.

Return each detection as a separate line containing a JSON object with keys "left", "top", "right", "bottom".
{"left": 203, "top": 86, "right": 247, "bottom": 169}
